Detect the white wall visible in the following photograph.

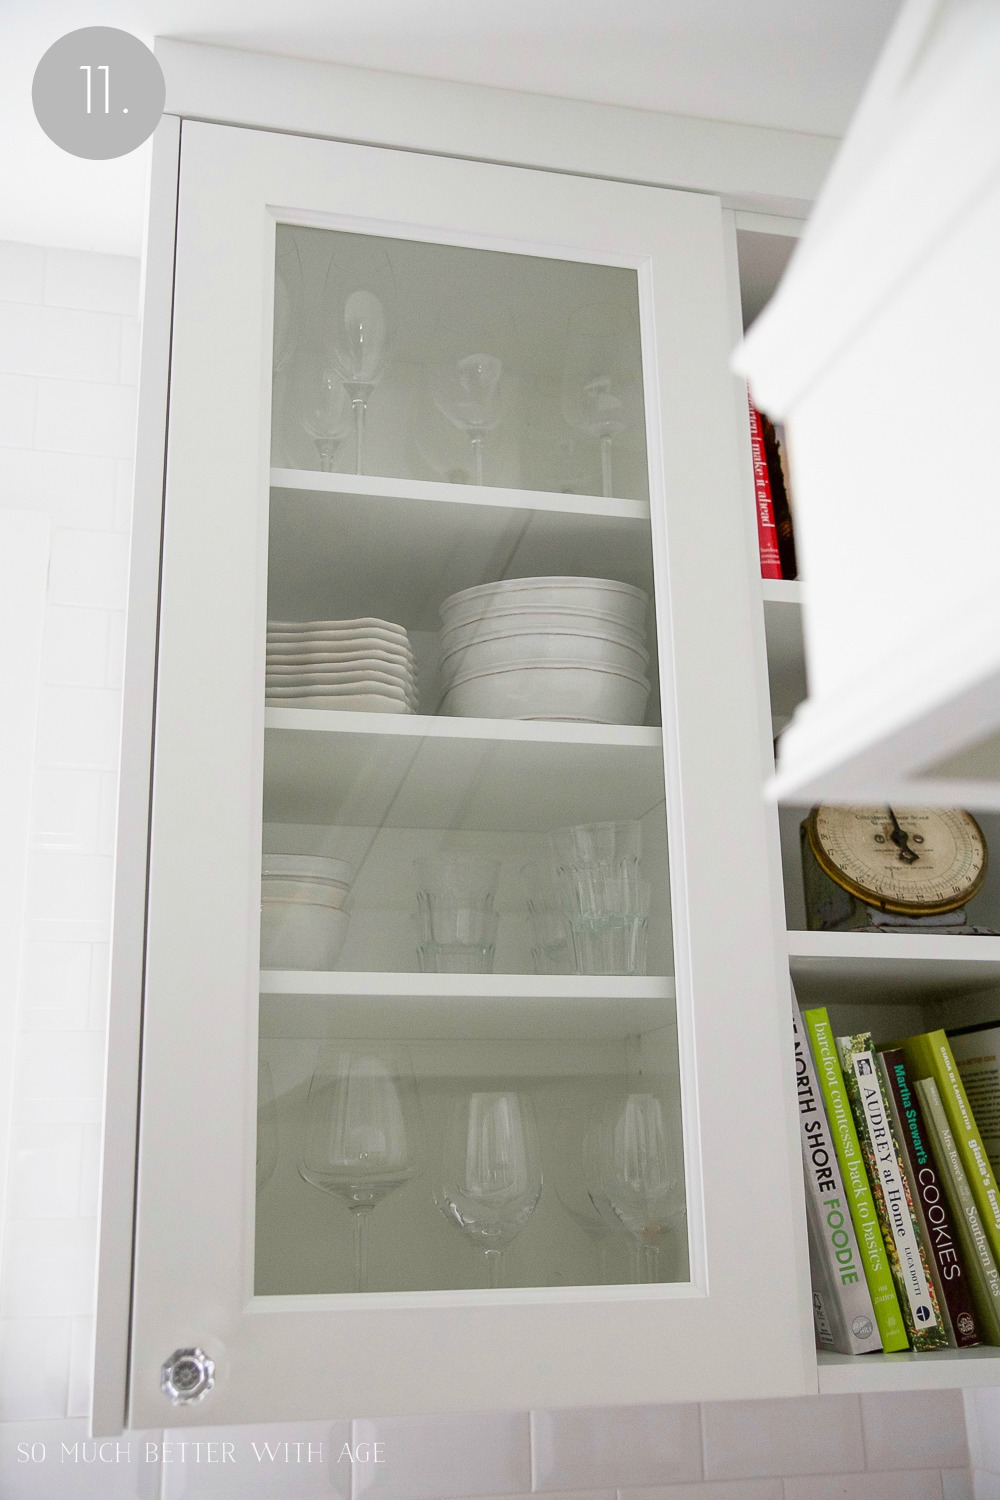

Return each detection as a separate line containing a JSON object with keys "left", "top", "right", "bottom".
{"left": 0, "top": 238, "right": 978, "bottom": 1499}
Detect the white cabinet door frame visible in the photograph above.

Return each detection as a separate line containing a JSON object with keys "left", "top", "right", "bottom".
{"left": 119, "top": 119, "right": 812, "bottom": 1429}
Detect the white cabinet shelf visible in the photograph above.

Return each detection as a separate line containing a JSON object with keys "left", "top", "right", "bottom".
{"left": 268, "top": 470, "right": 655, "bottom": 629}
{"left": 263, "top": 708, "right": 666, "bottom": 830}
{"left": 787, "top": 929, "right": 1000, "bottom": 1002}
{"left": 761, "top": 579, "right": 807, "bottom": 725}
{"left": 818, "top": 1345, "right": 1000, "bottom": 1394}
{"left": 259, "top": 971, "right": 674, "bottom": 1041}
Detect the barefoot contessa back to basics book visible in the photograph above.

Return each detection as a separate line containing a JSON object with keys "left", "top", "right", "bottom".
{"left": 793, "top": 1008, "right": 881, "bottom": 1353}
{"left": 803, "top": 1008, "right": 907, "bottom": 1351}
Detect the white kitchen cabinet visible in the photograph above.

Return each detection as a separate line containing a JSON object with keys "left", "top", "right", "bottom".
{"left": 99, "top": 100, "right": 822, "bottom": 1431}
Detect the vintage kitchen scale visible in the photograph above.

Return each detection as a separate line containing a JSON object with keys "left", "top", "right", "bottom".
{"left": 801, "top": 805, "right": 994, "bottom": 933}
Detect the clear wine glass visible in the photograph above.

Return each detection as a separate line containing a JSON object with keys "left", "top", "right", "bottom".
{"left": 595, "top": 1091, "right": 682, "bottom": 1283}
{"left": 291, "top": 342, "right": 353, "bottom": 471}
{"left": 560, "top": 303, "right": 640, "bottom": 499}
{"left": 299, "top": 1044, "right": 426, "bottom": 1292}
{"left": 553, "top": 1117, "right": 624, "bottom": 1283}
{"left": 322, "top": 240, "right": 396, "bottom": 476}
{"left": 429, "top": 308, "right": 513, "bottom": 486}
{"left": 256, "top": 1060, "right": 279, "bottom": 1193}
{"left": 437, "top": 1091, "right": 543, "bottom": 1288}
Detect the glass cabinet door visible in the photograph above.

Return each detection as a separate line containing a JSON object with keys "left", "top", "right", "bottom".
{"left": 259, "top": 224, "right": 678, "bottom": 1300}
{"left": 123, "top": 120, "right": 810, "bottom": 1428}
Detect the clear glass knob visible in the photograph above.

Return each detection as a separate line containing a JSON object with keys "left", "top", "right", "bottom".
{"left": 160, "top": 1347, "right": 215, "bottom": 1404}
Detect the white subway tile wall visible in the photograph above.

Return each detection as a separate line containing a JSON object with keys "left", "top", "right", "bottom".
{"left": 0, "top": 237, "right": 983, "bottom": 1498}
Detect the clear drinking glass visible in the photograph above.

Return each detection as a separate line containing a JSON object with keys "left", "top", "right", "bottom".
{"left": 437, "top": 1091, "right": 543, "bottom": 1288}
{"left": 429, "top": 308, "right": 514, "bottom": 486}
{"left": 256, "top": 1061, "right": 279, "bottom": 1193}
{"left": 414, "top": 855, "right": 502, "bottom": 972}
{"left": 595, "top": 1091, "right": 682, "bottom": 1283}
{"left": 417, "top": 907, "right": 499, "bottom": 973}
{"left": 560, "top": 302, "right": 641, "bottom": 499}
{"left": 322, "top": 241, "right": 395, "bottom": 476}
{"left": 291, "top": 342, "right": 353, "bottom": 471}
{"left": 298, "top": 1045, "right": 426, "bottom": 1292}
{"left": 520, "top": 859, "right": 573, "bottom": 975}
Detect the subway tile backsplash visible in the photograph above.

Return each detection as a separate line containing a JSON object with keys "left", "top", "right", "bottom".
{"left": 0, "top": 237, "right": 988, "bottom": 1496}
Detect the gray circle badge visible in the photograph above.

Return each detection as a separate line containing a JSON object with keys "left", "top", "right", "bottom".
{"left": 33, "top": 28, "right": 165, "bottom": 160}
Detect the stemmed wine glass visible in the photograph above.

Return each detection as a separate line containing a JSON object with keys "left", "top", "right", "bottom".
{"left": 553, "top": 1117, "right": 625, "bottom": 1284}
{"left": 437, "top": 1092, "right": 543, "bottom": 1288}
{"left": 322, "top": 240, "right": 396, "bottom": 476}
{"left": 299, "top": 1044, "right": 426, "bottom": 1292}
{"left": 595, "top": 1091, "right": 682, "bottom": 1283}
{"left": 429, "top": 308, "right": 513, "bottom": 486}
{"left": 560, "top": 303, "right": 640, "bottom": 499}
{"left": 256, "top": 1060, "right": 279, "bottom": 1193}
{"left": 291, "top": 341, "right": 353, "bottom": 471}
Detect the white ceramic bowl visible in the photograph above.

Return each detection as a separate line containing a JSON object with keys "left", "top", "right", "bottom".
{"left": 439, "top": 661, "right": 651, "bottom": 724}
{"left": 441, "top": 606, "right": 646, "bottom": 652}
{"left": 260, "top": 876, "right": 351, "bottom": 909}
{"left": 440, "top": 628, "right": 649, "bottom": 683}
{"left": 440, "top": 577, "right": 648, "bottom": 633}
{"left": 262, "top": 854, "right": 353, "bottom": 883}
{"left": 260, "top": 900, "right": 350, "bottom": 969}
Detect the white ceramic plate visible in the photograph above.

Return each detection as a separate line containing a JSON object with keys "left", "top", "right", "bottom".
{"left": 268, "top": 616, "right": 409, "bottom": 639}
{"left": 261, "top": 853, "right": 353, "bottom": 883}
{"left": 265, "top": 692, "right": 414, "bottom": 713}
{"left": 266, "top": 670, "right": 418, "bottom": 708}
{"left": 439, "top": 660, "right": 650, "bottom": 724}
{"left": 441, "top": 578, "right": 648, "bottom": 633}
{"left": 266, "top": 642, "right": 417, "bottom": 668}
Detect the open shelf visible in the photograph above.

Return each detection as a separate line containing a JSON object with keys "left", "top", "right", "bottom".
{"left": 259, "top": 971, "right": 674, "bottom": 1041}
{"left": 267, "top": 470, "right": 654, "bottom": 628}
{"left": 788, "top": 929, "right": 1000, "bottom": 1002}
{"left": 263, "top": 708, "right": 666, "bottom": 830}
{"left": 818, "top": 1345, "right": 1000, "bottom": 1393}
{"left": 762, "top": 579, "right": 806, "bottom": 725}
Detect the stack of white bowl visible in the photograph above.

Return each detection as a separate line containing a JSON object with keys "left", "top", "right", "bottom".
{"left": 437, "top": 577, "right": 650, "bottom": 724}
{"left": 260, "top": 854, "right": 353, "bottom": 969}
{"left": 266, "top": 618, "right": 418, "bottom": 714}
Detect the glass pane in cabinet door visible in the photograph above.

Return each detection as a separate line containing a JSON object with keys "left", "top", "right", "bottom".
{"left": 257, "top": 223, "right": 684, "bottom": 1298}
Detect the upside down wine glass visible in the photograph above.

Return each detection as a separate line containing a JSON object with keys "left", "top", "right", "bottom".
{"left": 596, "top": 1091, "right": 682, "bottom": 1283}
{"left": 437, "top": 1092, "right": 543, "bottom": 1288}
{"left": 299, "top": 1045, "right": 426, "bottom": 1292}
{"left": 322, "top": 241, "right": 395, "bottom": 476}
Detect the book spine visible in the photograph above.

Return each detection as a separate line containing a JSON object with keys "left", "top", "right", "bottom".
{"left": 948, "top": 1023, "right": 1000, "bottom": 1180}
{"left": 793, "top": 1011, "right": 881, "bottom": 1353}
{"left": 802, "top": 1009, "right": 907, "bottom": 1350}
{"left": 879, "top": 1049, "right": 981, "bottom": 1348}
{"left": 747, "top": 392, "right": 782, "bottom": 580}
{"left": 838, "top": 1034, "right": 947, "bottom": 1349}
{"left": 915, "top": 1076, "right": 1000, "bottom": 1345}
{"left": 905, "top": 1031, "right": 1000, "bottom": 1263}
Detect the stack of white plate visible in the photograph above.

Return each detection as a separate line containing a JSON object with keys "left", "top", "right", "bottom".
{"left": 260, "top": 854, "right": 353, "bottom": 969}
{"left": 437, "top": 577, "right": 651, "bottom": 724}
{"left": 266, "top": 618, "right": 418, "bottom": 713}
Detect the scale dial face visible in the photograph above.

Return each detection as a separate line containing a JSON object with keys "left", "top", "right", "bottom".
{"left": 806, "top": 806, "right": 988, "bottom": 914}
